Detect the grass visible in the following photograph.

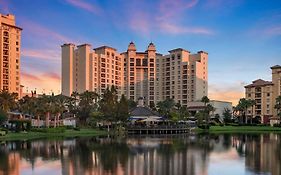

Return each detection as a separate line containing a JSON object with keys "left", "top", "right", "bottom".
{"left": 0, "top": 128, "right": 107, "bottom": 141}
{"left": 195, "top": 125, "right": 281, "bottom": 133}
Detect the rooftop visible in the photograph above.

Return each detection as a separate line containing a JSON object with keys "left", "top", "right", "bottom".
{"left": 244, "top": 79, "right": 273, "bottom": 88}
{"left": 270, "top": 65, "right": 281, "bottom": 69}
{"left": 168, "top": 48, "right": 190, "bottom": 53}
{"left": 94, "top": 45, "right": 117, "bottom": 51}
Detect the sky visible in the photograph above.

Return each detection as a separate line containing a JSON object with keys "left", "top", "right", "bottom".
{"left": 1, "top": 0, "right": 281, "bottom": 105}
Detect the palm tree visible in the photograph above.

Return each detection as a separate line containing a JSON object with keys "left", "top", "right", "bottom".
{"left": 40, "top": 94, "right": 53, "bottom": 128}
{"left": 0, "top": 91, "right": 18, "bottom": 113}
{"left": 249, "top": 99, "right": 256, "bottom": 124}
{"left": 275, "top": 96, "right": 281, "bottom": 119}
{"left": 201, "top": 96, "right": 212, "bottom": 126}
{"left": 52, "top": 95, "right": 68, "bottom": 128}
{"left": 236, "top": 98, "right": 251, "bottom": 124}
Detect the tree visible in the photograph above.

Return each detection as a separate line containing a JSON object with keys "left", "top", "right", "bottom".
{"left": 99, "top": 86, "right": 118, "bottom": 127}
{"left": 201, "top": 96, "right": 213, "bottom": 127}
{"left": 128, "top": 99, "right": 137, "bottom": 109}
{"left": 78, "top": 90, "right": 99, "bottom": 125}
{"left": 275, "top": 96, "right": 281, "bottom": 118}
{"left": 52, "top": 95, "right": 68, "bottom": 128}
{"left": 236, "top": 98, "right": 251, "bottom": 124}
{"left": 156, "top": 98, "right": 175, "bottom": 117}
{"left": 0, "top": 91, "right": 17, "bottom": 113}
{"left": 0, "top": 109, "right": 7, "bottom": 126}
{"left": 179, "top": 106, "right": 190, "bottom": 121}
{"left": 222, "top": 108, "right": 232, "bottom": 124}
{"left": 248, "top": 99, "right": 256, "bottom": 124}
{"left": 117, "top": 94, "right": 129, "bottom": 123}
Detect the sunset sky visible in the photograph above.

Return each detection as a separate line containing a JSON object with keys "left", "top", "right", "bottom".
{"left": 1, "top": 0, "right": 281, "bottom": 105}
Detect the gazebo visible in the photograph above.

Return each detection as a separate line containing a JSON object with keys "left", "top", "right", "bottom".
{"left": 129, "top": 97, "right": 162, "bottom": 125}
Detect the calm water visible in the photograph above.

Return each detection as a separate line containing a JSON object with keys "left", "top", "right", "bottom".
{"left": 0, "top": 134, "right": 280, "bottom": 175}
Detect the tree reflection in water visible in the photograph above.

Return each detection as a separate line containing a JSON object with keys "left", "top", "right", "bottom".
{"left": 0, "top": 133, "right": 280, "bottom": 175}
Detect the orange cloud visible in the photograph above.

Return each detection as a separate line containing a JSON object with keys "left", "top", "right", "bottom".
{"left": 208, "top": 84, "right": 244, "bottom": 106}
{"left": 21, "top": 71, "right": 61, "bottom": 94}
{"left": 65, "top": 0, "right": 102, "bottom": 15}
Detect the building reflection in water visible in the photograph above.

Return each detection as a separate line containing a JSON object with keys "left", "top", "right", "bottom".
{"left": 0, "top": 134, "right": 280, "bottom": 175}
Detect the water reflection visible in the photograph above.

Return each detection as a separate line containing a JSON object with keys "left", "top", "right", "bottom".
{"left": 0, "top": 134, "right": 280, "bottom": 175}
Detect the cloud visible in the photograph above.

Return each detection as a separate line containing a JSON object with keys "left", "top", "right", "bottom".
{"left": 22, "top": 49, "right": 60, "bottom": 61}
{"left": 264, "top": 25, "right": 281, "bottom": 36}
{"left": 208, "top": 83, "right": 245, "bottom": 105}
{"left": 124, "top": 0, "right": 212, "bottom": 36}
{"left": 21, "top": 71, "right": 61, "bottom": 94}
{"left": 64, "top": 0, "right": 102, "bottom": 15}
{"left": 159, "top": 23, "right": 213, "bottom": 35}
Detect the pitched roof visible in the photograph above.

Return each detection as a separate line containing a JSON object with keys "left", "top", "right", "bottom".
{"left": 244, "top": 79, "right": 273, "bottom": 88}
{"left": 130, "top": 106, "right": 160, "bottom": 117}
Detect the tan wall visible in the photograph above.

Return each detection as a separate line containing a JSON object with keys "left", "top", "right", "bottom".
{"left": 0, "top": 14, "right": 21, "bottom": 96}
{"left": 61, "top": 42, "right": 209, "bottom": 107}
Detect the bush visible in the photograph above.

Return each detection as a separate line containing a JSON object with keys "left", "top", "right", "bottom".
{"left": 273, "top": 124, "right": 281, "bottom": 127}
{"left": 31, "top": 127, "right": 66, "bottom": 133}
{"left": 66, "top": 125, "right": 74, "bottom": 129}
{"left": 73, "top": 127, "right": 80, "bottom": 131}
{"left": 0, "top": 110, "right": 7, "bottom": 126}
{"left": 198, "top": 124, "right": 210, "bottom": 129}
{"left": 9, "top": 120, "right": 31, "bottom": 132}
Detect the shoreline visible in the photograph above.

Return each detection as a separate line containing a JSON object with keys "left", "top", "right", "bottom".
{"left": 195, "top": 126, "right": 281, "bottom": 133}
{"left": 1, "top": 126, "right": 281, "bottom": 141}
{"left": 0, "top": 128, "right": 108, "bottom": 141}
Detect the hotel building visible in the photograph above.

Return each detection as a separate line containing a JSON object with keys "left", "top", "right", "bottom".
{"left": 61, "top": 42, "right": 208, "bottom": 106}
{"left": 245, "top": 65, "right": 281, "bottom": 124}
{"left": 0, "top": 14, "right": 22, "bottom": 95}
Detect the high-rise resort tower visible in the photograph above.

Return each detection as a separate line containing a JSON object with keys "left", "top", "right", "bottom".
{"left": 61, "top": 42, "right": 208, "bottom": 106}
{"left": 0, "top": 14, "right": 22, "bottom": 95}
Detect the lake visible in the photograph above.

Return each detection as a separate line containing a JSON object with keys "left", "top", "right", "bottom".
{"left": 0, "top": 133, "right": 280, "bottom": 175}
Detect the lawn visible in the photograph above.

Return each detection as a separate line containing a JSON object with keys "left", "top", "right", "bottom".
{"left": 196, "top": 125, "right": 281, "bottom": 133}
{"left": 0, "top": 128, "right": 107, "bottom": 141}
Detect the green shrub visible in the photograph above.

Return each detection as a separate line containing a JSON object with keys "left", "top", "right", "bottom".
{"left": 73, "top": 127, "right": 80, "bottom": 131}
{"left": 9, "top": 120, "right": 31, "bottom": 132}
{"left": 31, "top": 127, "right": 66, "bottom": 133}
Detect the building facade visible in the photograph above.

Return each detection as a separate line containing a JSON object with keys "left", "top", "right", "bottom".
{"left": 0, "top": 14, "right": 22, "bottom": 95}
{"left": 61, "top": 42, "right": 208, "bottom": 106}
{"left": 245, "top": 65, "right": 281, "bottom": 124}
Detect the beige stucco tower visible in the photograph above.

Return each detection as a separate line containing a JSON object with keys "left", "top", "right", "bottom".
{"left": 0, "top": 14, "right": 22, "bottom": 95}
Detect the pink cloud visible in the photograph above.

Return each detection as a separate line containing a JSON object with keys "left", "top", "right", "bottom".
{"left": 160, "top": 22, "right": 213, "bottom": 35}
{"left": 21, "top": 20, "right": 72, "bottom": 43}
{"left": 65, "top": 0, "right": 102, "bottom": 15}
{"left": 22, "top": 71, "right": 61, "bottom": 94}
{"left": 158, "top": 0, "right": 198, "bottom": 20}
{"left": 125, "top": 0, "right": 212, "bottom": 36}
{"left": 264, "top": 25, "right": 281, "bottom": 36}
{"left": 22, "top": 49, "right": 60, "bottom": 61}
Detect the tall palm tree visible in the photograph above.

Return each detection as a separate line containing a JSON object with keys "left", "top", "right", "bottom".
{"left": 236, "top": 98, "right": 251, "bottom": 124}
{"left": 40, "top": 94, "right": 53, "bottom": 128}
{"left": 249, "top": 99, "right": 256, "bottom": 124}
{"left": 201, "top": 96, "right": 211, "bottom": 126}
{"left": 53, "top": 95, "right": 68, "bottom": 128}
{"left": 0, "top": 91, "right": 18, "bottom": 113}
{"left": 275, "top": 96, "right": 281, "bottom": 119}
